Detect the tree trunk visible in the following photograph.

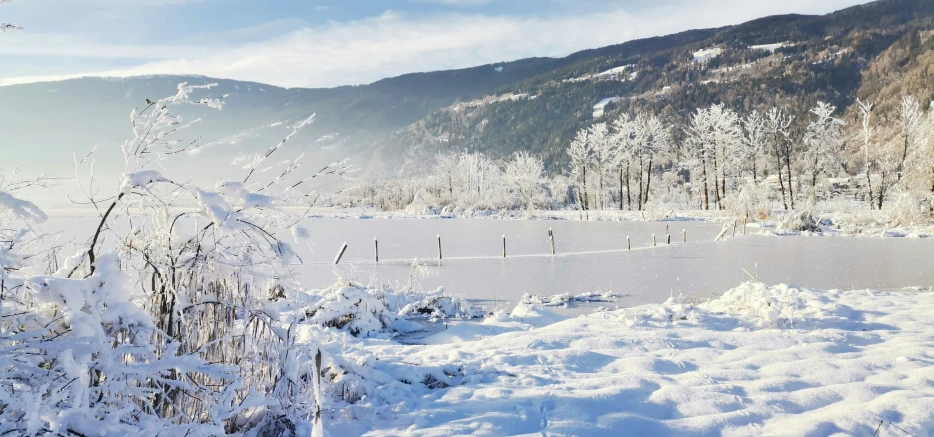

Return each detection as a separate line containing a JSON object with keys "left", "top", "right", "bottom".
{"left": 898, "top": 132, "right": 909, "bottom": 182}
{"left": 752, "top": 159, "right": 758, "bottom": 185}
{"left": 877, "top": 171, "right": 886, "bottom": 210}
{"left": 618, "top": 167, "right": 624, "bottom": 211}
{"left": 719, "top": 161, "right": 727, "bottom": 206}
{"left": 576, "top": 187, "right": 584, "bottom": 220}
{"left": 637, "top": 156, "right": 644, "bottom": 211}
{"left": 712, "top": 154, "right": 722, "bottom": 210}
{"left": 625, "top": 162, "right": 632, "bottom": 211}
{"left": 811, "top": 156, "right": 819, "bottom": 202}
{"left": 644, "top": 156, "right": 653, "bottom": 206}
{"left": 701, "top": 158, "right": 710, "bottom": 211}
{"left": 597, "top": 171, "right": 606, "bottom": 210}
{"left": 775, "top": 143, "right": 788, "bottom": 210}
{"left": 581, "top": 166, "right": 588, "bottom": 212}
{"left": 783, "top": 142, "right": 794, "bottom": 209}
{"left": 866, "top": 167, "right": 875, "bottom": 210}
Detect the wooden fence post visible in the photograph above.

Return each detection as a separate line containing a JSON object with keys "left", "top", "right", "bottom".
{"left": 437, "top": 234, "right": 442, "bottom": 261}
{"left": 549, "top": 227, "right": 556, "bottom": 256}
{"left": 502, "top": 234, "right": 506, "bottom": 258}
{"left": 374, "top": 238, "right": 379, "bottom": 263}
{"left": 627, "top": 235, "right": 631, "bottom": 251}
{"left": 334, "top": 242, "right": 348, "bottom": 265}
{"left": 683, "top": 229, "right": 687, "bottom": 243}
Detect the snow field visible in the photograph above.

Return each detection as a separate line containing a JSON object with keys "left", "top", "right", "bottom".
{"left": 332, "top": 282, "right": 934, "bottom": 436}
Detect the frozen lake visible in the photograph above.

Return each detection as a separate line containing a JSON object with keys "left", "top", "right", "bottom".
{"left": 290, "top": 218, "right": 934, "bottom": 307}
{"left": 41, "top": 215, "right": 934, "bottom": 308}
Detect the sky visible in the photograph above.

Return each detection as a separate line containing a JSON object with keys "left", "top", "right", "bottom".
{"left": 1, "top": 0, "right": 873, "bottom": 89}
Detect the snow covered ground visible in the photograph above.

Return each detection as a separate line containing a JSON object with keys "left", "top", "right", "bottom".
{"left": 29, "top": 210, "right": 934, "bottom": 436}
{"left": 327, "top": 282, "right": 934, "bottom": 436}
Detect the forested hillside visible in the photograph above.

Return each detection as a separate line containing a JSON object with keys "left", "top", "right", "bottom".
{"left": 379, "top": 0, "right": 934, "bottom": 174}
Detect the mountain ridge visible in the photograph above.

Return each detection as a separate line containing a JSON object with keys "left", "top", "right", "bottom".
{"left": 2, "top": 0, "right": 932, "bottom": 185}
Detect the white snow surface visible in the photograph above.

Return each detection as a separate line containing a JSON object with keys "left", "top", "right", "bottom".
{"left": 693, "top": 47, "right": 722, "bottom": 63}
{"left": 749, "top": 42, "right": 792, "bottom": 52}
{"left": 330, "top": 282, "right": 934, "bottom": 436}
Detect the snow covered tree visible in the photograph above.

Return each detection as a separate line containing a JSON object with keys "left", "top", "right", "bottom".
{"left": 764, "top": 107, "right": 795, "bottom": 210}
{"left": 742, "top": 110, "right": 768, "bottom": 184}
{"left": 612, "top": 114, "right": 637, "bottom": 210}
{"left": 685, "top": 107, "right": 716, "bottom": 210}
{"left": 588, "top": 122, "right": 614, "bottom": 211}
{"left": 568, "top": 128, "right": 592, "bottom": 217}
{"left": 685, "top": 104, "right": 741, "bottom": 210}
{"left": 898, "top": 96, "right": 927, "bottom": 190}
{"left": 505, "top": 151, "right": 544, "bottom": 209}
{"left": 855, "top": 99, "right": 900, "bottom": 210}
{"left": 710, "top": 105, "right": 743, "bottom": 207}
{"left": 855, "top": 99, "right": 876, "bottom": 209}
{"left": 802, "top": 101, "right": 846, "bottom": 205}
{"left": 896, "top": 96, "right": 924, "bottom": 185}
{"left": 434, "top": 152, "right": 458, "bottom": 203}
{"left": 632, "top": 114, "right": 670, "bottom": 210}
{"left": 918, "top": 101, "right": 934, "bottom": 195}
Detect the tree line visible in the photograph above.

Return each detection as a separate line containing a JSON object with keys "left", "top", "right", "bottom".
{"left": 344, "top": 95, "right": 934, "bottom": 222}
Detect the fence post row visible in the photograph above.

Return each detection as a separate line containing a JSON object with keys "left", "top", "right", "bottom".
{"left": 364, "top": 224, "right": 701, "bottom": 266}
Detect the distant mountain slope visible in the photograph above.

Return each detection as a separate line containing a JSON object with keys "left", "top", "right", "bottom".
{"left": 380, "top": 0, "right": 934, "bottom": 173}
{"left": 2, "top": 0, "right": 933, "bottom": 187}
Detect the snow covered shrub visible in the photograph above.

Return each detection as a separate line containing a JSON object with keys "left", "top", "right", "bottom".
{"left": 520, "top": 290, "right": 617, "bottom": 306}
{"left": 0, "top": 83, "right": 362, "bottom": 435}
{"left": 706, "top": 282, "right": 804, "bottom": 328}
{"left": 724, "top": 181, "right": 769, "bottom": 220}
{"left": 888, "top": 191, "right": 932, "bottom": 226}
{"left": 777, "top": 210, "right": 821, "bottom": 232}
{"left": 293, "top": 281, "right": 477, "bottom": 337}
{"left": 300, "top": 285, "right": 421, "bottom": 337}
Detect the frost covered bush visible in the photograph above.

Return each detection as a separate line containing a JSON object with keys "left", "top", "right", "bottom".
{"left": 293, "top": 281, "right": 477, "bottom": 336}
{"left": 777, "top": 210, "right": 821, "bottom": 232}
{"left": 888, "top": 191, "right": 932, "bottom": 226}
{"left": 521, "top": 290, "right": 617, "bottom": 306}
{"left": 0, "top": 84, "right": 366, "bottom": 436}
{"left": 298, "top": 285, "right": 422, "bottom": 337}
{"left": 724, "top": 181, "right": 770, "bottom": 220}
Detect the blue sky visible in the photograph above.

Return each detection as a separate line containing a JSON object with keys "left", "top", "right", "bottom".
{"left": 1, "top": 0, "right": 871, "bottom": 88}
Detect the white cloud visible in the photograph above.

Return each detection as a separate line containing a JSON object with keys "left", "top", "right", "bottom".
{"left": 0, "top": 0, "right": 869, "bottom": 88}
{"left": 411, "top": 0, "right": 493, "bottom": 6}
